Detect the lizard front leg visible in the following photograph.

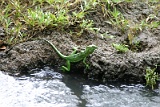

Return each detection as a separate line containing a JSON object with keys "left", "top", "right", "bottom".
{"left": 61, "top": 60, "right": 71, "bottom": 72}
{"left": 83, "top": 57, "right": 89, "bottom": 69}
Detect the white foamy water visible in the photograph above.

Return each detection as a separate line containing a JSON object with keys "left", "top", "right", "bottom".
{"left": 0, "top": 69, "right": 80, "bottom": 107}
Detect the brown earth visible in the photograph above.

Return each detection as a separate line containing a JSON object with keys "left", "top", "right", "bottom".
{"left": 0, "top": 1, "right": 160, "bottom": 83}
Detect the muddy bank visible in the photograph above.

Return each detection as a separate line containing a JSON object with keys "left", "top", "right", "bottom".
{"left": 0, "top": 1, "right": 160, "bottom": 82}
{"left": 0, "top": 29, "right": 160, "bottom": 82}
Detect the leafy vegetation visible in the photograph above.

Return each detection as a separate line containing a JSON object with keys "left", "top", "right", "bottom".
{"left": 112, "top": 43, "right": 129, "bottom": 53}
{"left": 145, "top": 67, "right": 159, "bottom": 89}
{"left": 0, "top": 0, "right": 159, "bottom": 46}
{"left": 108, "top": 8, "right": 129, "bottom": 33}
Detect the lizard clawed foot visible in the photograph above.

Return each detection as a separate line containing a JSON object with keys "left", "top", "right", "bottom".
{"left": 73, "top": 47, "right": 78, "bottom": 50}
{"left": 60, "top": 67, "right": 66, "bottom": 72}
{"left": 85, "top": 64, "right": 90, "bottom": 69}
{"left": 61, "top": 66, "right": 70, "bottom": 72}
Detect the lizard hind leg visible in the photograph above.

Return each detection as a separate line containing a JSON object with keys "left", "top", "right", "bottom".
{"left": 61, "top": 47, "right": 77, "bottom": 72}
{"left": 70, "top": 47, "right": 78, "bottom": 55}
{"left": 61, "top": 60, "right": 71, "bottom": 72}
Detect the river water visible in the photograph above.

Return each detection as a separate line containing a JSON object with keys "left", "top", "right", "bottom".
{"left": 0, "top": 67, "right": 160, "bottom": 107}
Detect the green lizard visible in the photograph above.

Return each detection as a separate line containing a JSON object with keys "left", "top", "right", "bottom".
{"left": 42, "top": 39, "right": 97, "bottom": 72}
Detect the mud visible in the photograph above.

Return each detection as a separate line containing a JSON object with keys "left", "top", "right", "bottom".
{"left": 0, "top": 1, "right": 160, "bottom": 82}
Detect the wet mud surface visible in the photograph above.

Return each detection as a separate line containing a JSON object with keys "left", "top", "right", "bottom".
{"left": 0, "top": 1, "right": 160, "bottom": 82}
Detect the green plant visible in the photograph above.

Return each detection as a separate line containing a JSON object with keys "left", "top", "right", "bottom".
{"left": 109, "top": 8, "right": 129, "bottom": 32}
{"left": 9, "top": 0, "right": 23, "bottom": 17}
{"left": 24, "top": 7, "right": 69, "bottom": 30}
{"left": 0, "top": 0, "right": 27, "bottom": 44}
{"left": 55, "top": 9, "right": 69, "bottom": 27}
{"left": 24, "top": 8, "right": 54, "bottom": 29}
{"left": 2, "top": 17, "right": 12, "bottom": 34}
{"left": 0, "top": 0, "right": 158, "bottom": 45}
{"left": 80, "top": 20, "right": 99, "bottom": 33}
{"left": 112, "top": 43, "right": 129, "bottom": 53}
{"left": 145, "top": 67, "right": 159, "bottom": 89}
{"left": 138, "top": 17, "right": 159, "bottom": 31}
{"left": 83, "top": 0, "right": 99, "bottom": 11}
{"left": 72, "top": 11, "right": 85, "bottom": 20}
{"left": 0, "top": 4, "right": 12, "bottom": 34}
{"left": 0, "top": 0, "right": 102, "bottom": 42}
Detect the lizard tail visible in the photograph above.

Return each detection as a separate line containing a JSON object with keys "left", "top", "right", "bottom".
{"left": 42, "top": 39, "right": 66, "bottom": 58}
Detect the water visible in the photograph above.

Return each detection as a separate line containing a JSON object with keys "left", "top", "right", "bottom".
{"left": 0, "top": 67, "right": 160, "bottom": 107}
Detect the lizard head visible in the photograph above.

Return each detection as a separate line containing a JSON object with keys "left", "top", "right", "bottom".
{"left": 86, "top": 44, "right": 97, "bottom": 54}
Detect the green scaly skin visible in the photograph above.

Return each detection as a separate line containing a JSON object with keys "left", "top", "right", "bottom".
{"left": 42, "top": 39, "right": 97, "bottom": 72}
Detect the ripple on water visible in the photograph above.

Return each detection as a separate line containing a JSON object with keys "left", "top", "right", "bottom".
{"left": 81, "top": 84, "right": 160, "bottom": 107}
